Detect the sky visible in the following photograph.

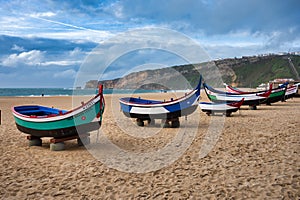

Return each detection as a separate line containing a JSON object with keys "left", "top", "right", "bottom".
{"left": 0, "top": 0, "right": 299, "bottom": 88}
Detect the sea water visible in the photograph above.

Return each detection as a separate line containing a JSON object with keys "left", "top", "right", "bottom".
{"left": 0, "top": 88, "right": 163, "bottom": 97}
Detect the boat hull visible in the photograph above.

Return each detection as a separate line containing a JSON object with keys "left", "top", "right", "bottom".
{"left": 199, "top": 103, "right": 239, "bottom": 113}
{"left": 206, "top": 94, "right": 263, "bottom": 105}
{"left": 15, "top": 121, "right": 101, "bottom": 138}
{"left": 121, "top": 105, "right": 198, "bottom": 120}
{"left": 264, "top": 88, "right": 286, "bottom": 104}
{"left": 200, "top": 107, "right": 239, "bottom": 113}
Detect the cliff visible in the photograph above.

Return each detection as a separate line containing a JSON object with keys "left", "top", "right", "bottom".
{"left": 85, "top": 53, "right": 300, "bottom": 89}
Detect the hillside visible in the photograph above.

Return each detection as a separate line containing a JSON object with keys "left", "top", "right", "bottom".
{"left": 217, "top": 54, "right": 300, "bottom": 87}
{"left": 85, "top": 53, "right": 300, "bottom": 89}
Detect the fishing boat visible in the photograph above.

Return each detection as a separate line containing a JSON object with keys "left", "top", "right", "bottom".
{"left": 224, "top": 83, "right": 286, "bottom": 104}
{"left": 12, "top": 85, "right": 105, "bottom": 141}
{"left": 203, "top": 83, "right": 272, "bottom": 108}
{"left": 119, "top": 76, "right": 202, "bottom": 127}
{"left": 199, "top": 98, "right": 244, "bottom": 117}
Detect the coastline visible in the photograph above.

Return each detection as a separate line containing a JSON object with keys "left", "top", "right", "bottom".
{"left": 0, "top": 94, "right": 299, "bottom": 198}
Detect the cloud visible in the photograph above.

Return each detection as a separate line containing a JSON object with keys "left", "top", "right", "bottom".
{"left": 69, "top": 47, "right": 83, "bottom": 57}
{"left": 54, "top": 69, "right": 77, "bottom": 78}
{"left": 2, "top": 0, "right": 298, "bottom": 51}
{"left": 2, "top": 50, "right": 44, "bottom": 67}
{"left": 263, "top": 27, "right": 300, "bottom": 50}
{"left": 29, "top": 12, "right": 56, "bottom": 18}
{"left": 33, "top": 30, "right": 113, "bottom": 42}
{"left": 41, "top": 60, "right": 82, "bottom": 66}
{"left": 112, "top": 0, "right": 300, "bottom": 34}
{"left": 1, "top": 45, "right": 85, "bottom": 68}
{"left": 11, "top": 44, "right": 25, "bottom": 51}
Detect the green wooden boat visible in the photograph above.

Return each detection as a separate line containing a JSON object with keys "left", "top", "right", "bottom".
{"left": 12, "top": 86, "right": 105, "bottom": 138}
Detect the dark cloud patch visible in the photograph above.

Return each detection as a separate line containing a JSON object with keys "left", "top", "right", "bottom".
{"left": 113, "top": 0, "right": 300, "bottom": 35}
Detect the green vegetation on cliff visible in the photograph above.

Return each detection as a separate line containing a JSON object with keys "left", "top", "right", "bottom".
{"left": 229, "top": 55, "right": 300, "bottom": 87}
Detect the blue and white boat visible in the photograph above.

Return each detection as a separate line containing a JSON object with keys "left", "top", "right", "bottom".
{"left": 119, "top": 76, "right": 202, "bottom": 127}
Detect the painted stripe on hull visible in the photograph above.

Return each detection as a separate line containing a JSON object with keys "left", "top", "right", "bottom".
{"left": 130, "top": 106, "right": 169, "bottom": 115}
{"left": 199, "top": 103, "right": 238, "bottom": 111}
{"left": 16, "top": 121, "right": 101, "bottom": 138}
{"left": 122, "top": 105, "right": 198, "bottom": 120}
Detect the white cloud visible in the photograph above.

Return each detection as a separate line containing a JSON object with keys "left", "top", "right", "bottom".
{"left": 2, "top": 50, "right": 44, "bottom": 67}
{"left": 104, "top": 1, "right": 124, "bottom": 19}
{"left": 2, "top": 49, "right": 83, "bottom": 67}
{"left": 26, "top": 30, "right": 114, "bottom": 42}
{"left": 11, "top": 44, "right": 25, "bottom": 51}
{"left": 41, "top": 60, "right": 82, "bottom": 66}
{"left": 69, "top": 47, "right": 83, "bottom": 57}
{"left": 54, "top": 69, "right": 77, "bottom": 78}
{"left": 29, "top": 12, "right": 56, "bottom": 18}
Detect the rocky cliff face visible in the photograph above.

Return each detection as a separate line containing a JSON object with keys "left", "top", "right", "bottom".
{"left": 97, "top": 79, "right": 120, "bottom": 89}
{"left": 85, "top": 80, "right": 99, "bottom": 89}
{"left": 85, "top": 54, "right": 300, "bottom": 89}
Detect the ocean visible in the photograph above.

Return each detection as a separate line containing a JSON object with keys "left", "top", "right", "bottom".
{"left": 0, "top": 88, "right": 163, "bottom": 97}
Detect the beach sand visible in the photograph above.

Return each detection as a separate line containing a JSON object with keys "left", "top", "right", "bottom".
{"left": 0, "top": 93, "right": 299, "bottom": 199}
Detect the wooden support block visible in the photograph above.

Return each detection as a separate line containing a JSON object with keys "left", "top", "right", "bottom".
{"left": 171, "top": 118, "right": 180, "bottom": 128}
{"left": 161, "top": 119, "right": 171, "bottom": 128}
{"left": 249, "top": 105, "right": 257, "bottom": 110}
{"left": 50, "top": 142, "right": 65, "bottom": 151}
{"left": 26, "top": 135, "right": 40, "bottom": 140}
{"left": 136, "top": 118, "right": 144, "bottom": 127}
{"left": 26, "top": 135, "right": 42, "bottom": 146}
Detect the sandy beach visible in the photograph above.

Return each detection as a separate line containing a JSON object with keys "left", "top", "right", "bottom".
{"left": 0, "top": 92, "right": 299, "bottom": 199}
